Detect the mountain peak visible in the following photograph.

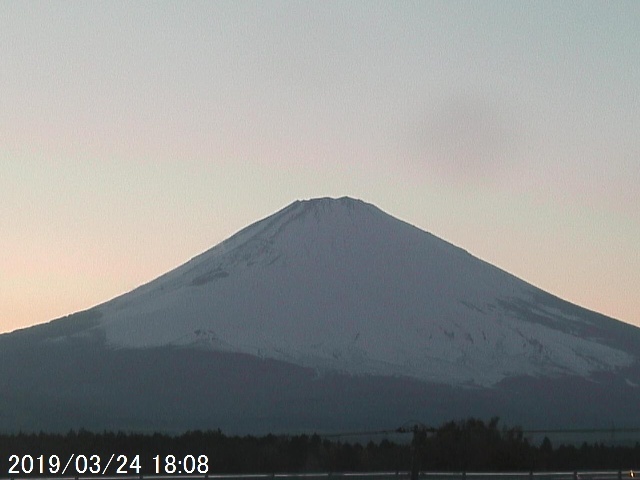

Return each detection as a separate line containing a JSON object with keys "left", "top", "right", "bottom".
{"left": 296, "top": 196, "right": 365, "bottom": 208}
{"left": 284, "top": 196, "right": 374, "bottom": 220}
{"left": 299, "top": 195, "right": 360, "bottom": 203}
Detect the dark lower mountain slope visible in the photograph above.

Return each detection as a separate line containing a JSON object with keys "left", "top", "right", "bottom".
{"left": 2, "top": 329, "right": 640, "bottom": 434}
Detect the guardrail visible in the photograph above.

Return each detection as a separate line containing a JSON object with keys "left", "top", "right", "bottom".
{"left": 2, "top": 471, "right": 637, "bottom": 480}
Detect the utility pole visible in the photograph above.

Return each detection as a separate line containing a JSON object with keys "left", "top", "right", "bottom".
{"left": 405, "top": 424, "right": 429, "bottom": 480}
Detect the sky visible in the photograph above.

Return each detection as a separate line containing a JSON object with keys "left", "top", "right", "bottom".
{"left": 1, "top": 1, "right": 638, "bottom": 334}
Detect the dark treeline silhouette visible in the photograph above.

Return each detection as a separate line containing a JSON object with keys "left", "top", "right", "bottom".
{"left": 1, "top": 418, "right": 639, "bottom": 475}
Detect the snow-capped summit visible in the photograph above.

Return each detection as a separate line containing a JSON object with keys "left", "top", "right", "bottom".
{"left": 72, "top": 196, "right": 634, "bottom": 387}
{"left": 3, "top": 196, "right": 640, "bottom": 433}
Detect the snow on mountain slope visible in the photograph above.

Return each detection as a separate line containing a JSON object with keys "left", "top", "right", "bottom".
{"left": 85, "top": 197, "right": 633, "bottom": 387}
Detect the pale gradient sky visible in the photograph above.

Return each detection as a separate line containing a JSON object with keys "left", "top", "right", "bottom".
{"left": 1, "top": 1, "right": 638, "bottom": 334}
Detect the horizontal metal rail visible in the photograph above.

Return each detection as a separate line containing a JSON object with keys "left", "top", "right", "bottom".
{"left": 3, "top": 471, "right": 638, "bottom": 480}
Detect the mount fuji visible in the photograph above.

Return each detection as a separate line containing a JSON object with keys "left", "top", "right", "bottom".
{"left": 2, "top": 197, "right": 640, "bottom": 434}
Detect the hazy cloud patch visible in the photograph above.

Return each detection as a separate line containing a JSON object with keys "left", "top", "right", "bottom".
{"left": 410, "top": 94, "right": 524, "bottom": 187}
